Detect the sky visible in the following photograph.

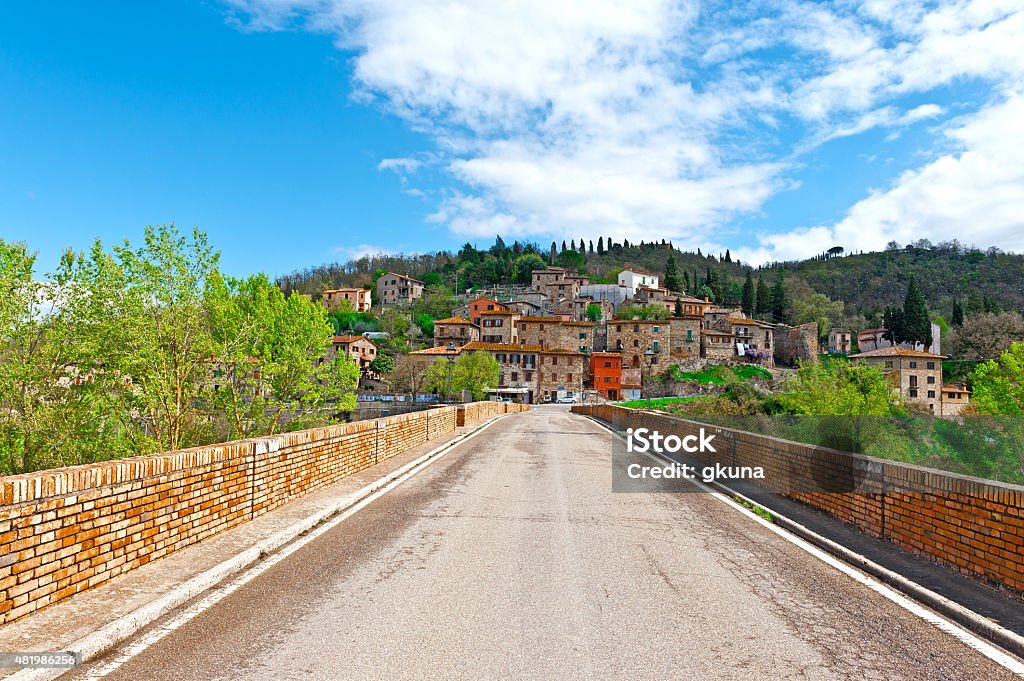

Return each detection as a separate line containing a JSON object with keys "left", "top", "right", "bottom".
{"left": 2, "top": 1, "right": 1023, "bottom": 277}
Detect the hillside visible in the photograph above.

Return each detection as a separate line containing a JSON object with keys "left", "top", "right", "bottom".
{"left": 278, "top": 238, "right": 1024, "bottom": 324}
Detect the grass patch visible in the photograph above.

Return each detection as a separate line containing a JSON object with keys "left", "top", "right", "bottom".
{"left": 619, "top": 396, "right": 703, "bottom": 410}
{"left": 733, "top": 495, "right": 776, "bottom": 523}
{"left": 667, "top": 364, "right": 772, "bottom": 384}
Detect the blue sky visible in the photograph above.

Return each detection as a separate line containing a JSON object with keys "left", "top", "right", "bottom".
{"left": 2, "top": 1, "right": 1023, "bottom": 277}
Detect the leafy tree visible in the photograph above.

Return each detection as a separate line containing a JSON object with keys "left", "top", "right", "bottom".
{"left": 793, "top": 293, "right": 843, "bottom": 339}
{"left": 696, "top": 284, "right": 715, "bottom": 302}
{"left": 966, "top": 289, "right": 986, "bottom": 317}
{"left": 882, "top": 306, "right": 904, "bottom": 344}
{"left": 512, "top": 254, "right": 546, "bottom": 284}
{"left": 969, "top": 342, "right": 1024, "bottom": 414}
{"left": 453, "top": 351, "right": 501, "bottom": 400}
{"left": 368, "top": 353, "right": 395, "bottom": 375}
{"left": 615, "top": 304, "right": 669, "bottom": 320}
{"left": 390, "top": 355, "right": 434, "bottom": 399}
{"left": 664, "top": 253, "right": 681, "bottom": 292}
{"left": 556, "top": 249, "right": 585, "bottom": 274}
{"left": 952, "top": 312, "right": 1024, "bottom": 360}
{"left": 585, "top": 303, "right": 603, "bottom": 322}
{"left": 741, "top": 271, "right": 755, "bottom": 315}
{"left": 206, "top": 272, "right": 359, "bottom": 439}
{"left": 424, "top": 357, "right": 455, "bottom": 397}
{"left": 422, "top": 271, "right": 442, "bottom": 286}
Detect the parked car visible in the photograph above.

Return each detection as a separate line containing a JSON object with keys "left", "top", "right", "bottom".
{"left": 542, "top": 394, "right": 552, "bottom": 403}
{"left": 555, "top": 395, "right": 576, "bottom": 404}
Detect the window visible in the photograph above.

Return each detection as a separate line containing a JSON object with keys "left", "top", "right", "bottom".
{"left": 927, "top": 361, "right": 935, "bottom": 369}
{"left": 604, "top": 376, "right": 610, "bottom": 383}
{"left": 927, "top": 390, "right": 935, "bottom": 398}
{"left": 884, "top": 361, "right": 894, "bottom": 369}
{"left": 686, "top": 329, "right": 693, "bottom": 341}
{"left": 568, "top": 373, "right": 573, "bottom": 382}
{"left": 909, "top": 376, "right": 918, "bottom": 387}
{"left": 552, "top": 357, "right": 558, "bottom": 365}
{"left": 616, "top": 324, "right": 622, "bottom": 332}
{"left": 633, "top": 339, "right": 639, "bottom": 348}
{"left": 653, "top": 326, "right": 659, "bottom": 334}
{"left": 909, "top": 389, "right": 918, "bottom": 398}
{"left": 579, "top": 332, "right": 586, "bottom": 339}
{"left": 511, "top": 372, "right": 518, "bottom": 382}
{"left": 653, "top": 341, "right": 660, "bottom": 352}
{"left": 927, "top": 376, "right": 935, "bottom": 384}
{"left": 634, "top": 324, "right": 639, "bottom": 332}
{"left": 909, "top": 361, "right": 917, "bottom": 369}
{"left": 604, "top": 361, "right": 612, "bottom": 368}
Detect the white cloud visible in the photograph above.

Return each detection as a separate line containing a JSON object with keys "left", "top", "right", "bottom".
{"left": 331, "top": 243, "right": 397, "bottom": 261}
{"left": 743, "top": 93, "right": 1024, "bottom": 264}
{"left": 228, "top": 0, "right": 1024, "bottom": 256}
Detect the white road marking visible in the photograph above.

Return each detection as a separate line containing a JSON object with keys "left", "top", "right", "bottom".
{"left": 590, "top": 417, "right": 1024, "bottom": 677}
{"left": 76, "top": 415, "right": 510, "bottom": 680}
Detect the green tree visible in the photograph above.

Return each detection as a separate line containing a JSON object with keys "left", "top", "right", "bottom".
{"left": 970, "top": 343, "right": 1024, "bottom": 414}
{"left": 615, "top": 304, "right": 670, "bottom": 320}
{"left": 368, "top": 353, "right": 396, "bottom": 375}
{"left": 951, "top": 299, "right": 965, "bottom": 327}
{"left": 741, "top": 271, "right": 755, "bottom": 315}
{"left": 770, "top": 273, "right": 790, "bottom": 324}
{"left": 453, "top": 351, "right": 501, "bottom": 400}
{"left": 793, "top": 293, "right": 843, "bottom": 340}
{"left": 664, "top": 253, "right": 681, "bottom": 292}
{"left": 206, "top": 272, "right": 360, "bottom": 439}
{"left": 900, "top": 274, "right": 932, "bottom": 348}
{"left": 512, "top": 254, "right": 546, "bottom": 284}
{"left": 424, "top": 357, "right": 455, "bottom": 397}
{"left": 755, "top": 275, "right": 770, "bottom": 316}
{"left": 556, "top": 249, "right": 585, "bottom": 274}
{"left": 585, "top": 303, "right": 603, "bottom": 322}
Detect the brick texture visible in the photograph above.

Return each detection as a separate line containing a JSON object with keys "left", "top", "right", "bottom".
{"left": 574, "top": 404, "right": 1024, "bottom": 598}
{"left": 0, "top": 402, "right": 528, "bottom": 624}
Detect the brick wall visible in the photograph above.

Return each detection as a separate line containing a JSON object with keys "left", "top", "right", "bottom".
{"left": 0, "top": 402, "right": 527, "bottom": 625}
{"left": 574, "top": 404, "right": 1024, "bottom": 598}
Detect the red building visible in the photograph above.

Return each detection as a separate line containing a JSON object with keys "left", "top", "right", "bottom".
{"left": 589, "top": 352, "right": 622, "bottom": 400}
{"left": 467, "top": 297, "right": 509, "bottom": 326}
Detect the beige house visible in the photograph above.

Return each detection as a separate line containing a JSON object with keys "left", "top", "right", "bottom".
{"left": 479, "top": 309, "right": 521, "bottom": 344}
{"left": 321, "top": 287, "right": 372, "bottom": 312}
{"left": 710, "top": 317, "right": 775, "bottom": 366}
{"left": 849, "top": 346, "right": 946, "bottom": 414}
{"left": 376, "top": 272, "right": 424, "bottom": 307}
{"left": 537, "top": 349, "right": 587, "bottom": 401}
{"left": 461, "top": 341, "right": 539, "bottom": 404}
{"left": 433, "top": 317, "right": 480, "bottom": 348}
{"left": 941, "top": 384, "right": 971, "bottom": 417}
{"left": 330, "top": 335, "right": 379, "bottom": 373}
{"left": 828, "top": 328, "right": 852, "bottom": 354}
{"left": 701, "top": 329, "right": 736, "bottom": 361}
{"left": 668, "top": 316, "right": 702, "bottom": 359}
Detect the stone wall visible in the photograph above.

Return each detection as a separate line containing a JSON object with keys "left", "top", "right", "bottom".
{"left": 0, "top": 402, "right": 527, "bottom": 625}
{"left": 773, "top": 322, "right": 818, "bottom": 366}
{"left": 573, "top": 404, "right": 1024, "bottom": 598}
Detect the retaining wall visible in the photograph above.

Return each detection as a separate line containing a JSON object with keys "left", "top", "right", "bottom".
{"left": 0, "top": 402, "right": 527, "bottom": 624}
{"left": 575, "top": 404, "right": 1024, "bottom": 598}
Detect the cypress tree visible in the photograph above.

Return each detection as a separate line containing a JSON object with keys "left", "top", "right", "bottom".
{"left": 674, "top": 298, "right": 683, "bottom": 317}
{"left": 597, "top": 237, "right": 604, "bottom": 255}
{"left": 570, "top": 240, "right": 576, "bottom": 251}
{"left": 951, "top": 300, "right": 964, "bottom": 327}
{"left": 755, "top": 275, "right": 770, "bottom": 316}
{"left": 901, "top": 274, "right": 932, "bottom": 348}
{"left": 741, "top": 271, "right": 755, "bottom": 314}
{"left": 664, "top": 253, "right": 681, "bottom": 292}
{"left": 589, "top": 240, "right": 594, "bottom": 254}
{"left": 683, "top": 270, "right": 691, "bottom": 293}
{"left": 561, "top": 240, "right": 567, "bottom": 253}
{"left": 724, "top": 249, "right": 731, "bottom": 263}
{"left": 770, "top": 273, "right": 789, "bottom": 324}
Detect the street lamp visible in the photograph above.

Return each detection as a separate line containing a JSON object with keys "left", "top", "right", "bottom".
{"left": 644, "top": 347, "right": 656, "bottom": 409}
{"left": 446, "top": 342, "right": 457, "bottom": 403}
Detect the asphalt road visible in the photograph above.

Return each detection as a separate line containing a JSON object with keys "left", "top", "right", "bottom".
{"left": 70, "top": 406, "right": 1020, "bottom": 680}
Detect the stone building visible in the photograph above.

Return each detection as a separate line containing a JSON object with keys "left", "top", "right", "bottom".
{"left": 433, "top": 317, "right": 480, "bottom": 348}
{"left": 531, "top": 266, "right": 583, "bottom": 301}
{"left": 517, "top": 318, "right": 594, "bottom": 352}
{"left": 668, "top": 316, "right": 702, "bottom": 358}
{"left": 701, "top": 329, "right": 736, "bottom": 361}
{"left": 329, "top": 335, "right": 379, "bottom": 373}
{"left": 941, "top": 384, "right": 971, "bottom": 417}
{"left": 773, "top": 323, "right": 819, "bottom": 367}
{"left": 537, "top": 349, "right": 586, "bottom": 401}
{"left": 710, "top": 317, "right": 775, "bottom": 366}
{"left": 376, "top": 272, "right": 424, "bottom": 307}
{"left": 607, "top": 319, "right": 669, "bottom": 372}
{"left": 460, "top": 341, "right": 538, "bottom": 404}
{"left": 849, "top": 346, "right": 946, "bottom": 415}
{"left": 321, "top": 287, "right": 371, "bottom": 312}
{"left": 479, "top": 309, "right": 521, "bottom": 344}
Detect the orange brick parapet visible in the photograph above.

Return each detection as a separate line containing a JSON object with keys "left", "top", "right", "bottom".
{"left": 0, "top": 401, "right": 528, "bottom": 625}
{"left": 573, "top": 404, "right": 1024, "bottom": 599}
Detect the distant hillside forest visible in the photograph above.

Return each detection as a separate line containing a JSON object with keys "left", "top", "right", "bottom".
{"left": 278, "top": 237, "right": 1024, "bottom": 328}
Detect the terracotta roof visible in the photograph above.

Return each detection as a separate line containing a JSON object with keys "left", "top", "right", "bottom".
{"left": 333, "top": 335, "right": 377, "bottom": 346}
{"left": 857, "top": 328, "right": 887, "bottom": 335}
{"left": 462, "top": 342, "right": 543, "bottom": 353}
{"left": 701, "top": 329, "right": 734, "bottom": 336}
{"left": 590, "top": 352, "right": 622, "bottom": 358}
{"left": 434, "top": 316, "right": 475, "bottom": 325}
{"left": 612, "top": 318, "right": 665, "bottom": 324}
{"left": 322, "top": 287, "right": 368, "bottom": 294}
{"left": 539, "top": 348, "right": 587, "bottom": 356}
{"left": 620, "top": 265, "right": 658, "bottom": 277}
{"left": 942, "top": 384, "right": 971, "bottom": 393}
{"left": 409, "top": 346, "right": 462, "bottom": 356}
{"left": 381, "top": 271, "right": 425, "bottom": 285}
{"left": 479, "top": 309, "right": 519, "bottom": 315}
{"left": 849, "top": 346, "right": 947, "bottom": 359}
{"left": 517, "top": 316, "right": 561, "bottom": 323}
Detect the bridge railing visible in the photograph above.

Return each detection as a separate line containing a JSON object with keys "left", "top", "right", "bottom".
{"left": 574, "top": 404, "right": 1024, "bottom": 600}
{"left": 0, "top": 401, "right": 527, "bottom": 625}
